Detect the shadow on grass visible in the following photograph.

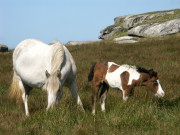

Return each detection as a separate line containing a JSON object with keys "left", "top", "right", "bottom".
{"left": 156, "top": 96, "right": 180, "bottom": 108}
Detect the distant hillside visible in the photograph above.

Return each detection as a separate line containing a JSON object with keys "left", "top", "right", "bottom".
{"left": 99, "top": 9, "right": 180, "bottom": 42}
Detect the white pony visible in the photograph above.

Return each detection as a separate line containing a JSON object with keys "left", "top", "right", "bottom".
{"left": 9, "top": 39, "right": 84, "bottom": 116}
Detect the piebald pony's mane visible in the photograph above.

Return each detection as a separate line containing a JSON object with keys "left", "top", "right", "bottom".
{"left": 121, "top": 64, "right": 137, "bottom": 70}
{"left": 50, "top": 40, "right": 64, "bottom": 74}
{"left": 121, "top": 64, "right": 151, "bottom": 74}
{"left": 137, "top": 66, "right": 157, "bottom": 77}
{"left": 136, "top": 66, "right": 149, "bottom": 74}
{"left": 121, "top": 64, "right": 157, "bottom": 77}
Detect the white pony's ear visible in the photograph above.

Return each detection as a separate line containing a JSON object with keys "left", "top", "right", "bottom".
{"left": 57, "top": 70, "right": 61, "bottom": 78}
{"left": 45, "top": 70, "right": 50, "bottom": 78}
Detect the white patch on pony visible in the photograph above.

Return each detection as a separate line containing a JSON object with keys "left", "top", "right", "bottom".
{"left": 105, "top": 62, "right": 140, "bottom": 91}
{"left": 107, "top": 62, "right": 119, "bottom": 68}
{"left": 121, "top": 65, "right": 140, "bottom": 85}
{"left": 106, "top": 62, "right": 123, "bottom": 89}
{"left": 155, "top": 80, "right": 165, "bottom": 97}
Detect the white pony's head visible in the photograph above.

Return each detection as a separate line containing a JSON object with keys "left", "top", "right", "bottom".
{"left": 44, "top": 40, "right": 64, "bottom": 93}
{"left": 45, "top": 70, "right": 61, "bottom": 93}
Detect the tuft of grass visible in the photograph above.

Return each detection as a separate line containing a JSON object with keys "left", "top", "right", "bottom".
{"left": 0, "top": 34, "right": 180, "bottom": 134}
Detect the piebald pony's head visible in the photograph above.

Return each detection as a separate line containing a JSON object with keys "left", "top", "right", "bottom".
{"left": 137, "top": 67, "right": 165, "bottom": 98}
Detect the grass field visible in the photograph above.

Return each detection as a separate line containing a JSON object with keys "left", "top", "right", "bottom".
{"left": 0, "top": 34, "right": 180, "bottom": 134}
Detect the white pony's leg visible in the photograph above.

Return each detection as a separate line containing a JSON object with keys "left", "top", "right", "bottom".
{"left": 46, "top": 90, "right": 57, "bottom": 110}
{"left": 18, "top": 80, "right": 30, "bottom": 116}
{"left": 55, "top": 87, "right": 63, "bottom": 105}
{"left": 69, "top": 81, "right": 84, "bottom": 110}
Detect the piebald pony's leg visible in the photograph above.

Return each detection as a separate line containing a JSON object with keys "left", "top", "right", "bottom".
{"left": 69, "top": 81, "right": 84, "bottom": 111}
{"left": 100, "top": 83, "right": 109, "bottom": 112}
{"left": 123, "top": 90, "right": 129, "bottom": 101}
{"left": 123, "top": 88, "right": 134, "bottom": 101}
{"left": 92, "top": 81, "right": 102, "bottom": 115}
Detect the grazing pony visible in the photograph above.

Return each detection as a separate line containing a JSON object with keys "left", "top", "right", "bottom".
{"left": 88, "top": 61, "right": 165, "bottom": 115}
{"left": 9, "top": 39, "right": 84, "bottom": 116}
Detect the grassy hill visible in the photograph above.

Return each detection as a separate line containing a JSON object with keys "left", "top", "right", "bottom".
{"left": 0, "top": 34, "right": 180, "bottom": 134}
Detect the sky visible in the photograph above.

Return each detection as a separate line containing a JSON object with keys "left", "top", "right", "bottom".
{"left": 0, "top": 0, "right": 179, "bottom": 49}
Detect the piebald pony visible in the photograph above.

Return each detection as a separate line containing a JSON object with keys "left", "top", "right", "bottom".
{"left": 88, "top": 61, "right": 165, "bottom": 115}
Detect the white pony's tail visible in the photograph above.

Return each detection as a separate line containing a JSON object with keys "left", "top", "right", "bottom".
{"left": 51, "top": 40, "right": 64, "bottom": 73}
{"left": 9, "top": 71, "right": 22, "bottom": 101}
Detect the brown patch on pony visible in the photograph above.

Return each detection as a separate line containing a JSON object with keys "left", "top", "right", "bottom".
{"left": 108, "top": 64, "right": 120, "bottom": 73}
{"left": 92, "top": 60, "right": 109, "bottom": 114}
{"left": 144, "top": 76, "right": 159, "bottom": 94}
{"left": 93, "top": 60, "right": 109, "bottom": 85}
{"left": 137, "top": 73, "right": 150, "bottom": 85}
{"left": 120, "top": 71, "right": 130, "bottom": 90}
{"left": 120, "top": 71, "right": 151, "bottom": 97}
{"left": 120, "top": 71, "right": 134, "bottom": 97}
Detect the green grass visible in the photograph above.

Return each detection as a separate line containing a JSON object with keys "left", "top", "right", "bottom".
{"left": 0, "top": 34, "right": 180, "bottom": 134}
{"left": 135, "top": 9, "right": 180, "bottom": 26}
{"left": 108, "top": 30, "right": 128, "bottom": 40}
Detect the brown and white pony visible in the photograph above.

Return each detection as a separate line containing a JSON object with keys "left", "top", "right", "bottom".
{"left": 88, "top": 61, "right": 165, "bottom": 115}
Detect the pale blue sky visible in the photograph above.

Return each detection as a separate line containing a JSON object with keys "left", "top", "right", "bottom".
{"left": 0, "top": 0, "right": 179, "bottom": 49}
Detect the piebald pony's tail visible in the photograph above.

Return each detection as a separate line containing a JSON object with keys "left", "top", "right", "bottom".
{"left": 9, "top": 71, "right": 22, "bottom": 101}
{"left": 51, "top": 40, "right": 64, "bottom": 73}
{"left": 88, "top": 63, "right": 96, "bottom": 82}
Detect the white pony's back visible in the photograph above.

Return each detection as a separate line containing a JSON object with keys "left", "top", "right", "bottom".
{"left": 13, "top": 39, "right": 64, "bottom": 88}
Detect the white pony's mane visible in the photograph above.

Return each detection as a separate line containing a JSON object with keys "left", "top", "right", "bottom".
{"left": 50, "top": 40, "right": 64, "bottom": 73}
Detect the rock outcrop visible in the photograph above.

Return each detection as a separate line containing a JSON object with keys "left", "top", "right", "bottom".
{"left": 115, "top": 11, "right": 174, "bottom": 29}
{"left": 0, "top": 44, "right": 8, "bottom": 52}
{"left": 99, "top": 26, "right": 124, "bottom": 39}
{"left": 99, "top": 9, "right": 180, "bottom": 40}
{"left": 66, "top": 41, "right": 95, "bottom": 46}
{"left": 128, "top": 18, "right": 180, "bottom": 37}
{"left": 113, "top": 36, "right": 138, "bottom": 44}
{"left": 113, "top": 36, "right": 136, "bottom": 41}
{"left": 114, "top": 39, "right": 138, "bottom": 44}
